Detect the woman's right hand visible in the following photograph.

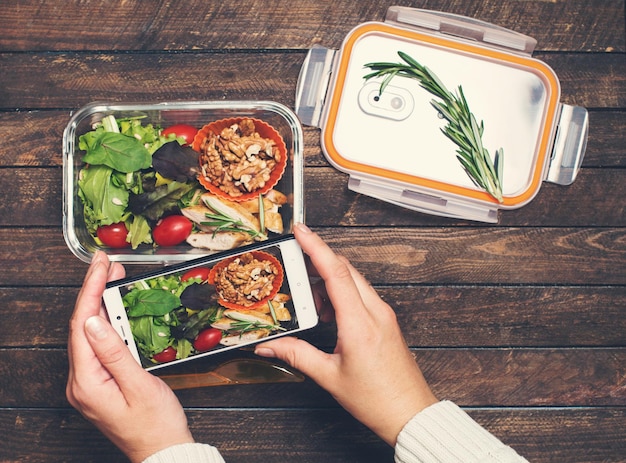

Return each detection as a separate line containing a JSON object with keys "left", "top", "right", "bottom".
{"left": 255, "top": 223, "right": 438, "bottom": 446}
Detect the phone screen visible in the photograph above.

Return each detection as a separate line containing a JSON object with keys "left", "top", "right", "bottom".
{"left": 102, "top": 235, "right": 318, "bottom": 371}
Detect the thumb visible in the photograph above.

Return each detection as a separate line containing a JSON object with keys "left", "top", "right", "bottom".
{"left": 84, "top": 316, "right": 147, "bottom": 394}
{"left": 255, "top": 337, "right": 337, "bottom": 388}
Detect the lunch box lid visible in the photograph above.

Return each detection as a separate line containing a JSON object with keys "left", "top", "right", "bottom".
{"left": 295, "top": 6, "right": 588, "bottom": 222}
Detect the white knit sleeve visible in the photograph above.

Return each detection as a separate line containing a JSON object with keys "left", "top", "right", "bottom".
{"left": 142, "top": 443, "right": 226, "bottom": 463}
{"left": 394, "top": 401, "right": 528, "bottom": 463}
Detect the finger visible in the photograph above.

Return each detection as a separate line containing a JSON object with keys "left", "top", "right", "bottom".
{"left": 68, "top": 252, "right": 113, "bottom": 378}
{"left": 255, "top": 337, "right": 339, "bottom": 392}
{"left": 107, "top": 260, "right": 126, "bottom": 283}
{"left": 342, "top": 258, "right": 392, "bottom": 319}
{"left": 99, "top": 260, "right": 125, "bottom": 318}
{"left": 294, "top": 224, "right": 367, "bottom": 327}
{"left": 84, "top": 315, "right": 150, "bottom": 399}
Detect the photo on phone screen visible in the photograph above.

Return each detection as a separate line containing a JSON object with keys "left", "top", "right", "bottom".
{"left": 102, "top": 235, "right": 318, "bottom": 371}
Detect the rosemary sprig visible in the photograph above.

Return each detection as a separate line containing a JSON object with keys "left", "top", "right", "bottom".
{"left": 201, "top": 204, "right": 264, "bottom": 239}
{"left": 267, "top": 299, "right": 278, "bottom": 325}
{"left": 226, "top": 320, "right": 285, "bottom": 338}
{"left": 258, "top": 194, "right": 266, "bottom": 234}
{"left": 364, "top": 51, "right": 504, "bottom": 203}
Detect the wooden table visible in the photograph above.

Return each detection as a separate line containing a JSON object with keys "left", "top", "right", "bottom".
{"left": 1, "top": 1, "right": 624, "bottom": 461}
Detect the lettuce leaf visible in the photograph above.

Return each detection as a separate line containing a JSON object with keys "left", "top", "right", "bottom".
{"left": 78, "top": 165, "right": 129, "bottom": 230}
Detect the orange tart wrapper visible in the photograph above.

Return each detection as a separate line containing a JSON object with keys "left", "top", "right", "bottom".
{"left": 208, "top": 250, "right": 284, "bottom": 311}
{"left": 193, "top": 117, "right": 288, "bottom": 202}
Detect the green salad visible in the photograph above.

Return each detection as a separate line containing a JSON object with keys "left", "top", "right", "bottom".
{"left": 78, "top": 115, "right": 200, "bottom": 249}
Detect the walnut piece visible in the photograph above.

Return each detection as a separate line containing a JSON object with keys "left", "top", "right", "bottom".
{"left": 214, "top": 252, "right": 279, "bottom": 307}
{"left": 199, "top": 119, "right": 281, "bottom": 197}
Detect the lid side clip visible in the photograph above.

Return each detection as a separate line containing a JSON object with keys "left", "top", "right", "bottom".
{"left": 295, "top": 45, "right": 337, "bottom": 128}
{"left": 385, "top": 6, "right": 537, "bottom": 55}
{"left": 348, "top": 176, "right": 499, "bottom": 223}
{"left": 546, "top": 105, "right": 588, "bottom": 185}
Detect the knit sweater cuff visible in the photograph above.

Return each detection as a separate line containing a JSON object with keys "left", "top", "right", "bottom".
{"left": 394, "top": 401, "right": 527, "bottom": 463}
{"left": 142, "top": 443, "right": 225, "bottom": 463}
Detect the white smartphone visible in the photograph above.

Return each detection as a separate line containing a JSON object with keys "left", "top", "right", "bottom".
{"left": 102, "top": 235, "right": 318, "bottom": 371}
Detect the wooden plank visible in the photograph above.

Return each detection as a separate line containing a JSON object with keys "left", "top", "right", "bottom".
{"left": 0, "top": 53, "right": 624, "bottom": 109}
{"left": 0, "top": 408, "right": 623, "bottom": 462}
{"left": 301, "top": 168, "right": 626, "bottom": 227}
{"left": 0, "top": 108, "right": 623, "bottom": 169}
{"left": 0, "top": 348, "right": 624, "bottom": 407}
{"left": 315, "top": 227, "right": 626, "bottom": 286}
{"left": 0, "top": 166, "right": 624, "bottom": 227}
{"left": 0, "top": 227, "right": 623, "bottom": 285}
{"left": 2, "top": 285, "right": 624, "bottom": 348}
{"left": 0, "top": 0, "right": 623, "bottom": 53}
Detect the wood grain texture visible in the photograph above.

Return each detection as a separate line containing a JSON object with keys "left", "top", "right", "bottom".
{"left": 0, "top": 0, "right": 623, "bottom": 52}
{"left": 1, "top": 167, "right": 625, "bottom": 227}
{"left": 0, "top": 348, "right": 623, "bottom": 408}
{"left": 0, "top": 227, "right": 623, "bottom": 285}
{"left": 0, "top": 408, "right": 624, "bottom": 463}
{"left": 0, "top": 110, "right": 624, "bottom": 168}
{"left": 0, "top": 52, "right": 624, "bottom": 109}
{"left": 0, "top": 0, "right": 624, "bottom": 461}
{"left": 2, "top": 285, "right": 624, "bottom": 348}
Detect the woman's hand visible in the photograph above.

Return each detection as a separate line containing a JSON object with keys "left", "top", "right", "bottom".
{"left": 255, "top": 223, "right": 438, "bottom": 446}
{"left": 66, "top": 252, "right": 194, "bottom": 463}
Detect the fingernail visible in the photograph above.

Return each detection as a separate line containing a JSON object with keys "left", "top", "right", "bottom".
{"left": 294, "top": 222, "right": 312, "bottom": 234}
{"left": 85, "top": 316, "right": 108, "bottom": 340}
{"left": 254, "top": 347, "right": 276, "bottom": 358}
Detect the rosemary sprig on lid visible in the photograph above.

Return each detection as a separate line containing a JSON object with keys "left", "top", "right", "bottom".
{"left": 364, "top": 51, "right": 504, "bottom": 203}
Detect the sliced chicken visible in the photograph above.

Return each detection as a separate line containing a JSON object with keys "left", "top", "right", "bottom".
{"left": 186, "top": 231, "right": 252, "bottom": 250}
{"left": 219, "top": 329, "right": 270, "bottom": 346}
{"left": 201, "top": 193, "right": 266, "bottom": 240}
{"left": 181, "top": 205, "right": 212, "bottom": 225}
{"left": 254, "top": 293, "right": 292, "bottom": 321}
{"left": 265, "top": 189, "right": 288, "bottom": 206}
{"left": 264, "top": 210, "right": 284, "bottom": 234}
{"left": 211, "top": 317, "right": 238, "bottom": 331}
{"left": 273, "top": 306, "right": 291, "bottom": 322}
{"left": 238, "top": 196, "right": 278, "bottom": 214}
{"left": 223, "top": 309, "right": 275, "bottom": 326}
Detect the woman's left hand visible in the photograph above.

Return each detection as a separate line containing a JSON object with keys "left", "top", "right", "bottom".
{"left": 66, "top": 251, "right": 195, "bottom": 463}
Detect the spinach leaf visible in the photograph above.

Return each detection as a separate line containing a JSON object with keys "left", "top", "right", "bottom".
{"left": 82, "top": 132, "right": 152, "bottom": 173}
{"left": 127, "top": 180, "right": 195, "bottom": 221}
{"left": 152, "top": 142, "right": 201, "bottom": 182}
{"left": 124, "top": 288, "right": 181, "bottom": 317}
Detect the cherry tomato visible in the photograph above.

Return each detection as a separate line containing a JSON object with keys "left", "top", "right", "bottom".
{"left": 152, "top": 215, "right": 193, "bottom": 247}
{"left": 181, "top": 267, "right": 211, "bottom": 282}
{"left": 162, "top": 124, "right": 198, "bottom": 145}
{"left": 153, "top": 346, "right": 177, "bottom": 363}
{"left": 193, "top": 328, "right": 222, "bottom": 352}
{"left": 96, "top": 222, "right": 130, "bottom": 248}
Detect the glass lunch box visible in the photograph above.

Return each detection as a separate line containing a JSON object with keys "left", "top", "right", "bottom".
{"left": 295, "top": 6, "right": 588, "bottom": 222}
{"left": 63, "top": 101, "right": 304, "bottom": 264}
